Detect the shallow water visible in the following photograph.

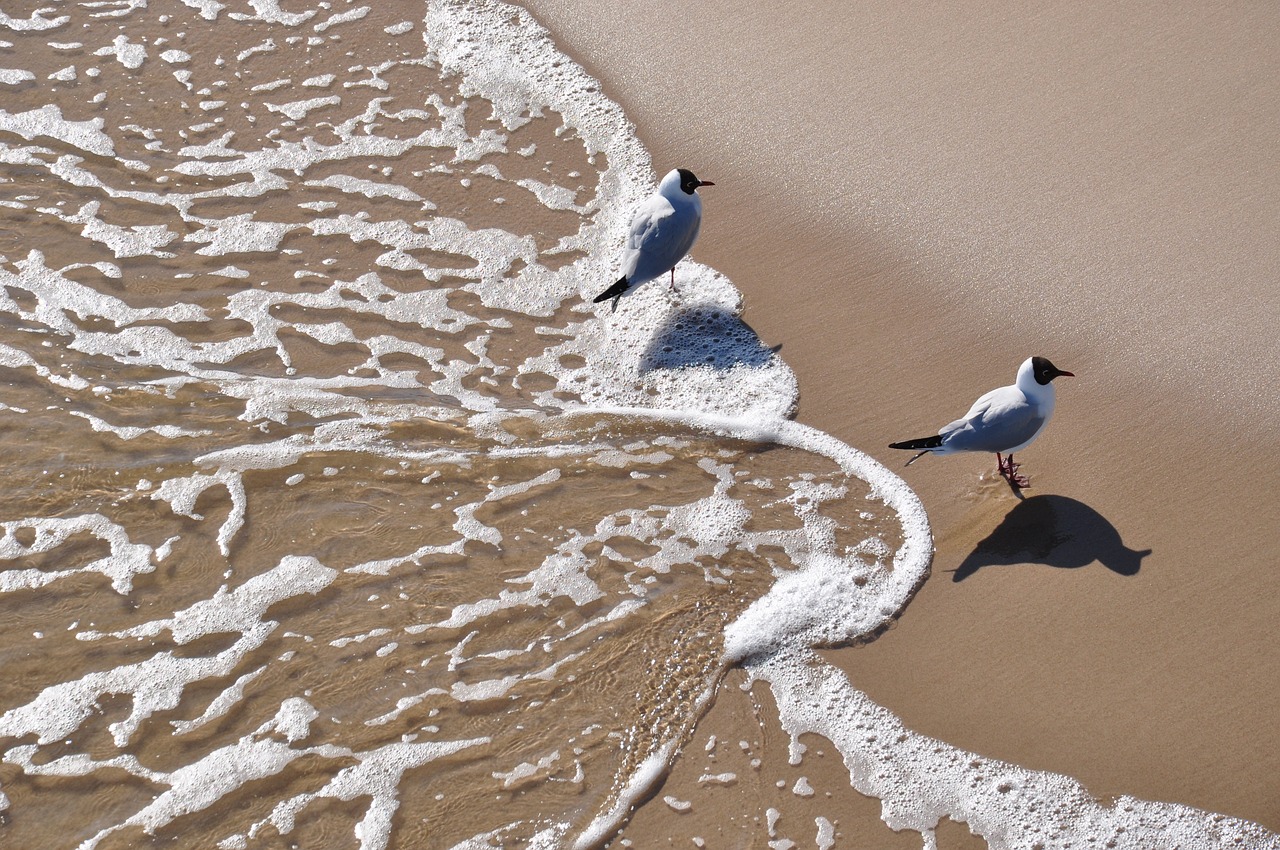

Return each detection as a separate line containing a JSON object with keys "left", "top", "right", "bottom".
{"left": 0, "top": 2, "right": 1275, "bottom": 849}
{"left": 0, "top": 2, "right": 914, "bottom": 846}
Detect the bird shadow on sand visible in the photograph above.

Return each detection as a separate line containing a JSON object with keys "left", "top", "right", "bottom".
{"left": 639, "top": 305, "right": 780, "bottom": 373}
{"left": 950, "top": 495, "right": 1151, "bottom": 582}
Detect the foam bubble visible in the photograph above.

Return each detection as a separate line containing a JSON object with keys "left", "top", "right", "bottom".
{"left": 0, "top": 625, "right": 273, "bottom": 746}
{"left": 0, "top": 69, "right": 35, "bottom": 84}
{"left": 170, "top": 667, "right": 268, "bottom": 735}
{"left": 815, "top": 816, "right": 835, "bottom": 850}
{"left": 0, "top": 514, "right": 159, "bottom": 594}
{"left": 229, "top": 0, "right": 316, "bottom": 26}
{"left": 93, "top": 34, "right": 147, "bottom": 70}
{"left": 0, "top": 10, "right": 71, "bottom": 31}
{"left": 81, "top": 555, "right": 337, "bottom": 645}
{"left": 264, "top": 94, "right": 341, "bottom": 121}
{"left": 0, "top": 105, "right": 117, "bottom": 156}
{"left": 313, "top": 6, "right": 369, "bottom": 33}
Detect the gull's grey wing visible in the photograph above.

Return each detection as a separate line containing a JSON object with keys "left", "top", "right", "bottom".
{"left": 621, "top": 195, "right": 699, "bottom": 286}
{"left": 940, "top": 387, "right": 1044, "bottom": 453}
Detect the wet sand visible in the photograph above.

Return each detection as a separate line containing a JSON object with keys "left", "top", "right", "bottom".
{"left": 522, "top": 0, "right": 1280, "bottom": 838}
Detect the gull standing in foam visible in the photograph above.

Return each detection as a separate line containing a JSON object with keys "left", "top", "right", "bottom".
{"left": 889, "top": 356, "right": 1074, "bottom": 489}
{"left": 593, "top": 168, "right": 713, "bottom": 311}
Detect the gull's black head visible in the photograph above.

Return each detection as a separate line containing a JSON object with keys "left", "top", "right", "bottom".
{"left": 1032, "top": 356, "right": 1074, "bottom": 385}
{"left": 677, "top": 168, "right": 714, "bottom": 195}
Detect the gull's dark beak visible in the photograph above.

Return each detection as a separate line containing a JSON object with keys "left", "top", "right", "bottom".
{"left": 698, "top": 180, "right": 715, "bottom": 187}
{"left": 1057, "top": 369, "right": 1075, "bottom": 377}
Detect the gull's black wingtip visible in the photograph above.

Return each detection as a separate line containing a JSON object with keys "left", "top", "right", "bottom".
{"left": 888, "top": 435, "right": 944, "bottom": 451}
{"left": 593, "top": 277, "right": 629, "bottom": 304}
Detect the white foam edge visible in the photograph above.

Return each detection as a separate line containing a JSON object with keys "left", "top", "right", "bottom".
{"left": 0, "top": 69, "right": 35, "bottom": 84}
{"left": 572, "top": 740, "right": 681, "bottom": 850}
{"left": 753, "top": 649, "right": 1280, "bottom": 850}
{"left": 70, "top": 409, "right": 212, "bottom": 440}
{"left": 382, "top": 603, "right": 644, "bottom": 727}
{"left": 92, "top": 34, "right": 147, "bottom": 71}
{"left": 0, "top": 340, "right": 91, "bottom": 390}
{"left": 147, "top": 426, "right": 561, "bottom": 575}
{"left": 401, "top": 407, "right": 888, "bottom": 639}
{"left": 263, "top": 94, "right": 340, "bottom": 121}
{"left": 5, "top": 105, "right": 528, "bottom": 306}
{"left": 425, "top": 0, "right": 656, "bottom": 307}
{"left": 5, "top": 551, "right": 336, "bottom": 764}
{"left": 450, "top": 648, "right": 587, "bottom": 703}
{"left": 0, "top": 250, "right": 508, "bottom": 418}
{"left": 401, "top": 450, "right": 747, "bottom": 637}
{"left": 504, "top": 260, "right": 799, "bottom": 421}
{"left": 4, "top": 1, "right": 632, "bottom": 368}
{"left": 544, "top": 408, "right": 1276, "bottom": 847}
{"left": 423, "top": 20, "right": 739, "bottom": 330}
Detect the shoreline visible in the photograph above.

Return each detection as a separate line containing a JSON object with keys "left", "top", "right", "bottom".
{"left": 521, "top": 0, "right": 1280, "bottom": 835}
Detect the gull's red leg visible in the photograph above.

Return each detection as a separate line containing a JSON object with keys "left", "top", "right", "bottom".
{"left": 996, "top": 453, "right": 1030, "bottom": 489}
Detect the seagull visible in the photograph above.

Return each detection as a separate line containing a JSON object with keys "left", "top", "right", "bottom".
{"left": 888, "top": 356, "right": 1074, "bottom": 490}
{"left": 593, "top": 168, "right": 713, "bottom": 311}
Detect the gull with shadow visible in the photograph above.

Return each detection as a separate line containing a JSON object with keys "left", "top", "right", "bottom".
{"left": 889, "top": 356, "right": 1073, "bottom": 490}
{"left": 951, "top": 494, "right": 1152, "bottom": 582}
{"left": 593, "top": 168, "right": 713, "bottom": 312}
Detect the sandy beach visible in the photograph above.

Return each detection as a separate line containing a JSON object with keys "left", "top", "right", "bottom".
{"left": 522, "top": 0, "right": 1280, "bottom": 839}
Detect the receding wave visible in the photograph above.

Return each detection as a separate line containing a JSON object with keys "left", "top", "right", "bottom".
{"left": 0, "top": 3, "right": 1273, "bottom": 850}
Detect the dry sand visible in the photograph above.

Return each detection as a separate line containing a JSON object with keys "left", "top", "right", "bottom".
{"left": 522, "top": 0, "right": 1280, "bottom": 839}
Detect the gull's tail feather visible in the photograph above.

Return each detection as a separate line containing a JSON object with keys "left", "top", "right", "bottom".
{"left": 593, "top": 277, "right": 629, "bottom": 304}
{"left": 889, "top": 434, "right": 943, "bottom": 467}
